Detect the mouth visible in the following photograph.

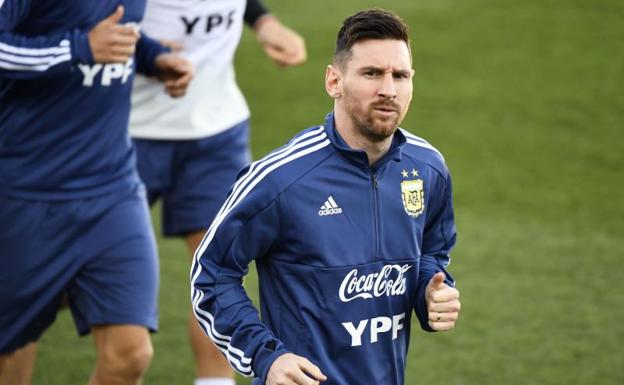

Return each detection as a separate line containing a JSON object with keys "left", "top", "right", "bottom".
{"left": 372, "top": 106, "right": 398, "bottom": 116}
{"left": 372, "top": 103, "right": 399, "bottom": 114}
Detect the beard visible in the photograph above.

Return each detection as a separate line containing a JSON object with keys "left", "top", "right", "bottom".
{"left": 342, "top": 91, "right": 405, "bottom": 143}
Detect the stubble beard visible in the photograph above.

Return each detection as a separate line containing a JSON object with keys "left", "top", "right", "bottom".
{"left": 344, "top": 94, "right": 403, "bottom": 143}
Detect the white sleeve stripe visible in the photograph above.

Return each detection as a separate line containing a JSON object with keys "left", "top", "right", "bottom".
{"left": 189, "top": 127, "right": 326, "bottom": 352}
{"left": 400, "top": 128, "right": 445, "bottom": 160}
{"left": 191, "top": 134, "right": 329, "bottom": 301}
{"left": 403, "top": 133, "right": 428, "bottom": 144}
{"left": 191, "top": 126, "right": 325, "bottom": 270}
{"left": 190, "top": 134, "right": 331, "bottom": 375}
{"left": 219, "top": 126, "right": 326, "bottom": 215}
{"left": 0, "top": 50, "right": 70, "bottom": 65}
{"left": 192, "top": 295, "right": 254, "bottom": 376}
{"left": 0, "top": 39, "right": 70, "bottom": 56}
{"left": 193, "top": 130, "right": 328, "bottom": 263}
{"left": 190, "top": 131, "right": 328, "bottom": 315}
{"left": 0, "top": 54, "right": 71, "bottom": 71}
{"left": 190, "top": 139, "right": 330, "bottom": 368}
{"left": 191, "top": 292, "right": 253, "bottom": 365}
{"left": 191, "top": 292, "right": 238, "bottom": 346}
{"left": 399, "top": 127, "right": 428, "bottom": 143}
{"left": 405, "top": 138, "right": 445, "bottom": 160}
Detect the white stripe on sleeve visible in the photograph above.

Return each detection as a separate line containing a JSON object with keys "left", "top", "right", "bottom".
{"left": 189, "top": 128, "right": 330, "bottom": 376}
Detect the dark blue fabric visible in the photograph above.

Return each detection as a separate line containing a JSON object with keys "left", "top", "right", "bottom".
{"left": 0, "top": 0, "right": 165, "bottom": 200}
{"left": 192, "top": 112, "right": 457, "bottom": 385}
{"left": 0, "top": 184, "right": 158, "bottom": 353}
{"left": 133, "top": 120, "right": 251, "bottom": 236}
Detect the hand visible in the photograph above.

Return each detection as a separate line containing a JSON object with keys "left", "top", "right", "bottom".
{"left": 255, "top": 16, "right": 307, "bottom": 67}
{"left": 153, "top": 53, "right": 194, "bottom": 98}
{"left": 88, "top": 6, "right": 139, "bottom": 63}
{"left": 425, "top": 272, "right": 461, "bottom": 331}
{"left": 266, "top": 353, "right": 327, "bottom": 385}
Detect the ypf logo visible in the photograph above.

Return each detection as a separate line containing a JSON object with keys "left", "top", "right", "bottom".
{"left": 342, "top": 312, "right": 405, "bottom": 347}
{"left": 78, "top": 58, "right": 134, "bottom": 87}
{"left": 338, "top": 264, "right": 411, "bottom": 302}
{"left": 180, "top": 10, "right": 236, "bottom": 35}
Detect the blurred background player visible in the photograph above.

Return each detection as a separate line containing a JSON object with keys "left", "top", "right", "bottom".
{"left": 129, "top": 1, "right": 305, "bottom": 385}
{"left": 0, "top": 1, "right": 192, "bottom": 384}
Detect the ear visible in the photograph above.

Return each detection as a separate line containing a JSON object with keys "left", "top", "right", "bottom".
{"left": 325, "top": 64, "right": 342, "bottom": 99}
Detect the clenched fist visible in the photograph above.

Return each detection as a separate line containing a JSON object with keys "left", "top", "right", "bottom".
{"left": 425, "top": 272, "right": 461, "bottom": 331}
{"left": 88, "top": 6, "right": 139, "bottom": 63}
{"left": 153, "top": 53, "right": 194, "bottom": 98}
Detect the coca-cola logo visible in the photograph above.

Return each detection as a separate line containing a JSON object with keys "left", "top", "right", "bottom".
{"left": 338, "top": 264, "right": 412, "bottom": 303}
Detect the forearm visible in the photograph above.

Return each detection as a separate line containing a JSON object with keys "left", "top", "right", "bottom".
{"left": 193, "top": 274, "right": 289, "bottom": 379}
{"left": 0, "top": 1, "right": 92, "bottom": 78}
{"left": 134, "top": 32, "right": 168, "bottom": 76}
{"left": 0, "top": 30, "right": 93, "bottom": 79}
{"left": 414, "top": 170, "right": 457, "bottom": 331}
{"left": 190, "top": 195, "right": 289, "bottom": 382}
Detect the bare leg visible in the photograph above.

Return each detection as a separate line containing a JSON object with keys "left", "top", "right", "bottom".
{"left": 186, "top": 231, "right": 235, "bottom": 380}
{"left": 89, "top": 325, "right": 153, "bottom": 385}
{"left": 0, "top": 342, "right": 37, "bottom": 385}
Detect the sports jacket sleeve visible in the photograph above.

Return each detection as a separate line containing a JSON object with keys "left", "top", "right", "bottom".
{"left": 191, "top": 168, "right": 289, "bottom": 381}
{"left": 414, "top": 168, "right": 457, "bottom": 332}
{"left": 134, "top": 31, "right": 168, "bottom": 77}
{"left": 244, "top": 0, "right": 269, "bottom": 27}
{"left": 0, "top": 0, "right": 93, "bottom": 79}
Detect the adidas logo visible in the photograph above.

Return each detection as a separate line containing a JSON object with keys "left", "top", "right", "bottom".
{"left": 318, "top": 196, "right": 343, "bottom": 216}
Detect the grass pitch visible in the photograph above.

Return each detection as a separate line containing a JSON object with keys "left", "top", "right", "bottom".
{"left": 34, "top": 0, "right": 623, "bottom": 384}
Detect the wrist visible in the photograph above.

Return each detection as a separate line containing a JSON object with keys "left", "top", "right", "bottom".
{"left": 253, "top": 14, "right": 278, "bottom": 32}
{"left": 254, "top": 339, "right": 289, "bottom": 384}
{"left": 72, "top": 29, "right": 94, "bottom": 64}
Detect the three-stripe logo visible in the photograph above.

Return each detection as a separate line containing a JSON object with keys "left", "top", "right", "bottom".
{"left": 318, "top": 196, "right": 342, "bottom": 216}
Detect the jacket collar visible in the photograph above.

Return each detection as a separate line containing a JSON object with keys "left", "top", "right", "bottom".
{"left": 324, "top": 112, "right": 406, "bottom": 170}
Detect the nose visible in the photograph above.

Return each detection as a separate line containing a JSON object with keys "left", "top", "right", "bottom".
{"left": 377, "top": 73, "right": 397, "bottom": 99}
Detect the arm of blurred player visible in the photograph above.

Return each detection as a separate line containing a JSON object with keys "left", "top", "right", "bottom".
{"left": 254, "top": 15, "right": 306, "bottom": 67}
{"left": 243, "top": 0, "right": 306, "bottom": 67}
{"left": 133, "top": 32, "right": 193, "bottom": 98}
{"left": 0, "top": 3, "right": 137, "bottom": 79}
{"left": 153, "top": 53, "right": 193, "bottom": 98}
{"left": 88, "top": 6, "right": 139, "bottom": 63}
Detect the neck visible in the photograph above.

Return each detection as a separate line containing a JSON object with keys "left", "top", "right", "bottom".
{"left": 333, "top": 107, "right": 394, "bottom": 166}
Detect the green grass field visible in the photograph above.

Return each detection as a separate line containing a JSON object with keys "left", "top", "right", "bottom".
{"left": 34, "top": 0, "right": 623, "bottom": 384}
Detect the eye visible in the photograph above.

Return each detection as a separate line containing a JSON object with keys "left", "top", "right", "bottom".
{"left": 393, "top": 72, "right": 409, "bottom": 79}
{"left": 362, "top": 68, "right": 382, "bottom": 78}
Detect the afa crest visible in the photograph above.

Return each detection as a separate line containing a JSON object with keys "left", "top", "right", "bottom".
{"left": 401, "top": 179, "right": 425, "bottom": 217}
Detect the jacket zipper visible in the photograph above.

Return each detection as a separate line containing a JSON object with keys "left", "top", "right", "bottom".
{"left": 371, "top": 170, "right": 380, "bottom": 260}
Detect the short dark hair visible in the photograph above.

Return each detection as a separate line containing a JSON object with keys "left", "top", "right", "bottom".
{"left": 334, "top": 9, "right": 411, "bottom": 67}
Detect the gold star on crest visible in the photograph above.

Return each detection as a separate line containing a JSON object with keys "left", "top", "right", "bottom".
{"left": 401, "top": 169, "right": 409, "bottom": 178}
{"left": 411, "top": 169, "right": 419, "bottom": 177}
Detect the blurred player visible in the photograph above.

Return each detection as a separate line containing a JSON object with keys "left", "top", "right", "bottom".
{"left": 129, "top": 1, "right": 305, "bottom": 384}
{"left": 191, "top": 9, "right": 460, "bottom": 385}
{"left": 0, "top": 1, "right": 192, "bottom": 384}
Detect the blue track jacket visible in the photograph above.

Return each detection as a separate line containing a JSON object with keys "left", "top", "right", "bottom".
{"left": 0, "top": 0, "right": 166, "bottom": 200}
{"left": 191, "top": 113, "right": 457, "bottom": 385}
